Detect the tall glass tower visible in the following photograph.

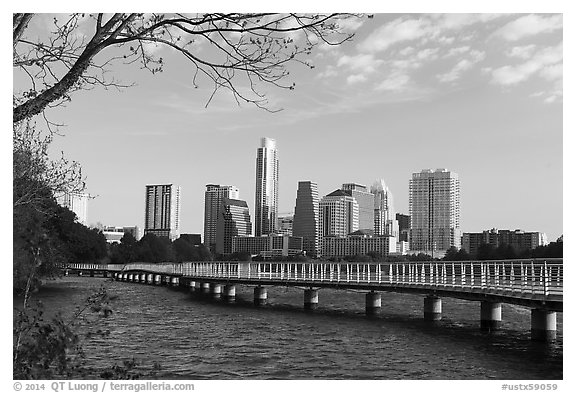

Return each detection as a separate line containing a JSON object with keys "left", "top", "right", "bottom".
{"left": 409, "top": 169, "right": 461, "bottom": 254}
{"left": 293, "top": 181, "right": 320, "bottom": 257}
{"left": 255, "top": 137, "right": 279, "bottom": 236}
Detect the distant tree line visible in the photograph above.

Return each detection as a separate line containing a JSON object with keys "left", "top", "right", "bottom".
{"left": 106, "top": 234, "right": 563, "bottom": 266}
{"left": 442, "top": 238, "right": 563, "bottom": 261}
{"left": 108, "top": 233, "right": 212, "bottom": 264}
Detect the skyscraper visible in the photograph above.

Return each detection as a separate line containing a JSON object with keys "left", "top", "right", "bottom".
{"left": 59, "top": 191, "right": 88, "bottom": 225}
{"left": 409, "top": 169, "right": 461, "bottom": 255}
{"left": 204, "top": 184, "right": 239, "bottom": 251}
{"left": 255, "top": 137, "right": 279, "bottom": 236}
{"left": 216, "top": 197, "right": 252, "bottom": 255}
{"left": 319, "top": 190, "right": 359, "bottom": 238}
{"left": 144, "top": 184, "right": 181, "bottom": 240}
{"left": 341, "top": 183, "right": 374, "bottom": 231}
{"left": 293, "top": 181, "right": 320, "bottom": 257}
{"left": 371, "top": 179, "right": 397, "bottom": 237}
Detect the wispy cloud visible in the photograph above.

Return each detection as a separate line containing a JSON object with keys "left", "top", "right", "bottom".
{"left": 437, "top": 50, "right": 486, "bottom": 83}
{"left": 358, "top": 17, "right": 429, "bottom": 53}
{"left": 375, "top": 72, "right": 410, "bottom": 91}
{"left": 312, "top": 13, "right": 562, "bottom": 104}
{"left": 507, "top": 45, "right": 537, "bottom": 59}
{"left": 494, "top": 14, "right": 562, "bottom": 41}
{"left": 491, "top": 43, "right": 562, "bottom": 86}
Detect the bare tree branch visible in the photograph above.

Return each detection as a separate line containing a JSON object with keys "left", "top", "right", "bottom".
{"left": 13, "top": 13, "right": 364, "bottom": 123}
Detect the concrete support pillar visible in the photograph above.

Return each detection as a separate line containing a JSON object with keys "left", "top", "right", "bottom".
{"left": 201, "top": 282, "right": 211, "bottom": 295}
{"left": 531, "top": 309, "right": 557, "bottom": 341}
{"left": 210, "top": 283, "right": 222, "bottom": 300}
{"left": 194, "top": 281, "right": 202, "bottom": 293}
{"left": 65, "top": 269, "right": 69, "bottom": 276}
{"left": 424, "top": 296, "right": 442, "bottom": 321}
{"left": 78, "top": 270, "right": 83, "bottom": 277}
{"left": 140, "top": 274, "right": 146, "bottom": 283}
{"left": 128, "top": 274, "right": 134, "bottom": 282}
{"left": 366, "top": 291, "right": 382, "bottom": 316}
{"left": 154, "top": 274, "right": 161, "bottom": 285}
{"left": 171, "top": 277, "right": 179, "bottom": 287}
{"left": 480, "top": 301, "right": 502, "bottom": 331}
{"left": 123, "top": 273, "right": 128, "bottom": 281}
{"left": 304, "top": 289, "right": 319, "bottom": 310}
{"left": 147, "top": 274, "right": 153, "bottom": 284}
{"left": 224, "top": 285, "right": 236, "bottom": 303}
{"left": 254, "top": 286, "right": 268, "bottom": 306}
{"left": 134, "top": 274, "right": 140, "bottom": 283}
{"left": 189, "top": 281, "right": 196, "bottom": 292}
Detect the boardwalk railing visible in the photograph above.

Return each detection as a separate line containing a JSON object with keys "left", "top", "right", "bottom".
{"left": 65, "top": 259, "right": 562, "bottom": 298}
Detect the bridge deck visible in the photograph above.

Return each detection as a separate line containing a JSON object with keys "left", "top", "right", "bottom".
{"left": 65, "top": 259, "right": 562, "bottom": 311}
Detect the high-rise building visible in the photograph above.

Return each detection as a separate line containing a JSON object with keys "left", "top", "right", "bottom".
{"left": 409, "top": 169, "right": 460, "bottom": 255}
{"left": 371, "top": 180, "right": 397, "bottom": 237}
{"left": 255, "top": 137, "right": 279, "bottom": 236}
{"left": 319, "top": 190, "right": 359, "bottom": 239}
{"left": 59, "top": 191, "right": 88, "bottom": 225}
{"left": 293, "top": 181, "right": 320, "bottom": 257}
{"left": 204, "top": 184, "right": 239, "bottom": 251}
{"left": 216, "top": 197, "right": 251, "bottom": 255}
{"left": 144, "top": 184, "right": 181, "bottom": 240}
{"left": 341, "top": 183, "right": 374, "bottom": 231}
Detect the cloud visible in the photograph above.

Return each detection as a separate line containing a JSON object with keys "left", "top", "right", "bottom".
{"left": 375, "top": 73, "right": 410, "bottom": 91}
{"left": 358, "top": 17, "right": 430, "bottom": 53}
{"left": 539, "top": 63, "right": 562, "bottom": 81}
{"left": 431, "top": 13, "right": 505, "bottom": 30}
{"left": 347, "top": 74, "right": 368, "bottom": 84}
{"left": 445, "top": 46, "right": 470, "bottom": 57}
{"left": 337, "top": 53, "right": 384, "bottom": 74}
{"left": 437, "top": 36, "right": 455, "bottom": 45}
{"left": 491, "top": 43, "right": 562, "bottom": 86}
{"left": 336, "top": 17, "right": 366, "bottom": 32}
{"left": 495, "top": 14, "right": 562, "bottom": 41}
{"left": 416, "top": 48, "right": 440, "bottom": 61}
{"left": 317, "top": 65, "right": 338, "bottom": 79}
{"left": 398, "top": 46, "right": 415, "bottom": 56}
{"left": 507, "top": 45, "right": 537, "bottom": 59}
{"left": 437, "top": 50, "right": 486, "bottom": 83}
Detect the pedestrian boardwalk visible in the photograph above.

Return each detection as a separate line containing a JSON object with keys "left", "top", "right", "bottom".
{"left": 63, "top": 258, "right": 563, "bottom": 341}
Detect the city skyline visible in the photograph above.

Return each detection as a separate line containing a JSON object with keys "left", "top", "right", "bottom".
{"left": 16, "top": 12, "right": 563, "bottom": 241}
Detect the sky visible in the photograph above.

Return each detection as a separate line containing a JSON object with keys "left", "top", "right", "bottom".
{"left": 11, "top": 9, "right": 565, "bottom": 242}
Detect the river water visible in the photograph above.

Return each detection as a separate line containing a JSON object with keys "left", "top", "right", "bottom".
{"left": 26, "top": 276, "right": 562, "bottom": 380}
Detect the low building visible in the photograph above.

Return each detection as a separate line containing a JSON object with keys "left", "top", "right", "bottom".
{"left": 277, "top": 214, "right": 294, "bottom": 236}
{"left": 321, "top": 230, "right": 396, "bottom": 259}
{"left": 232, "top": 234, "right": 303, "bottom": 259}
{"left": 462, "top": 228, "right": 548, "bottom": 257}
{"left": 101, "top": 226, "right": 140, "bottom": 243}
{"left": 396, "top": 240, "right": 409, "bottom": 255}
